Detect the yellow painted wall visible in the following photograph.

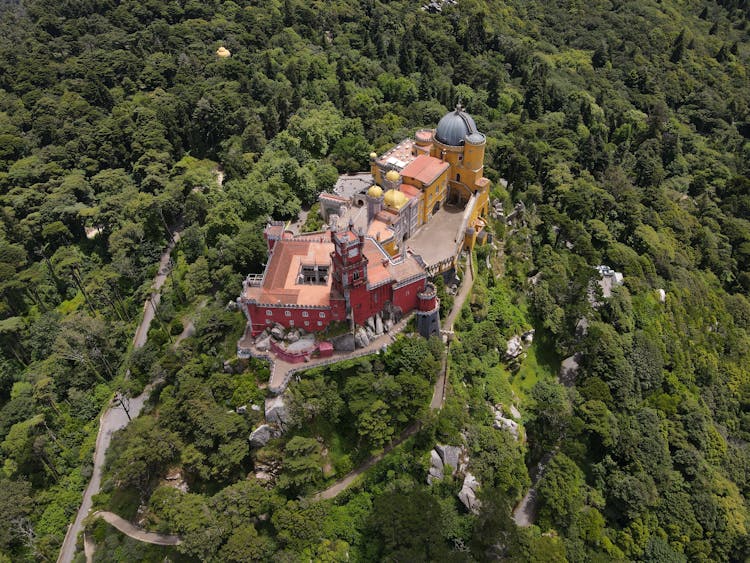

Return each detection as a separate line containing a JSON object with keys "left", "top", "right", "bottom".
{"left": 419, "top": 168, "right": 449, "bottom": 224}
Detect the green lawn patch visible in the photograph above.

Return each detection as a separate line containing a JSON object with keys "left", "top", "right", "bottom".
{"left": 510, "top": 328, "right": 560, "bottom": 401}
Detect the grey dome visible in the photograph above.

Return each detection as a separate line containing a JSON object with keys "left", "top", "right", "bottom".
{"left": 435, "top": 104, "right": 478, "bottom": 146}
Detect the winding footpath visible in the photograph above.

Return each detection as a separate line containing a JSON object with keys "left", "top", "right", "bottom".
{"left": 91, "top": 512, "right": 181, "bottom": 546}
{"left": 430, "top": 252, "right": 473, "bottom": 410}
{"left": 57, "top": 232, "right": 181, "bottom": 563}
{"left": 512, "top": 448, "right": 558, "bottom": 527}
{"left": 62, "top": 250, "right": 476, "bottom": 554}
{"left": 315, "top": 254, "right": 474, "bottom": 500}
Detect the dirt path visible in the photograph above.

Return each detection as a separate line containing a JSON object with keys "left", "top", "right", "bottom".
{"left": 173, "top": 299, "right": 206, "bottom": 348}
{"left": 92, "top": 511, "right": 182, "bottom": 546}
{"left": 313, "top": 422, "right": 421, "bottom": 501}
{"left": 132, "top": 232, "right": 181, "bottom": 350}
{"left": 443, "top": 252, "right": 474, "bottom": 332}
{"left": 214, "top": 165, "right": 224, "bottom": 188}
{"left": 429, "top": 254, "right": 473, "bottom": 410}
{"left": 316, "top": 254, "right": 473, "bottom": 498}
{"left": 288, "top": 205, "right": 311, "bottom": 235}
{"left": 512, "top": 447, "right": 558, "bottom": 527}
{"left": 57, "top": 233, "right": 181, "bottom": 563}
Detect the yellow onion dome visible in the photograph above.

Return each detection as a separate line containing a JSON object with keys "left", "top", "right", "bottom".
{"left": 384, "top": 189, "right": 407, "bottom": 210}
{"left": 368, "top": 185, "right": 383, "bottom": 198}
{"left": 216, "top": 46, "right": 231, "bottom": 58}
{"left": 369, "top": 152, "right": 378, "bottom": 159}
{"left": 385, "top": 169, "right": 400, "bottom": 183}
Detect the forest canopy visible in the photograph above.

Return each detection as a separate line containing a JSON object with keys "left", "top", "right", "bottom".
{"left": 0, "top": 0, "right": 748, "bottom": 561}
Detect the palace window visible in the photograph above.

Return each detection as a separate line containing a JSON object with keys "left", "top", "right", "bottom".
{"left": 299, "top": 264, "right": 329, "bottom": 284}
{"left": 284, "top": 310, "right": 291, "bottom": 317}
{"left": 266, "top": 310, "right": 272, "bottom": 316}
{"left": 304, "top": 321, "right": 310, "bottom": 326}
{"left": 302, "top": 311, "right": 309, "bottom": 317}
{"left": 319, "top": 312, "right": 326, "bottom": 318}
{"left": 317, "top": 321, "right": 323, "bottom": 326}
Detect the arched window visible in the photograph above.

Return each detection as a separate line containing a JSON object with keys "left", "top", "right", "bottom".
{"left": 456, "top": 173, "right": 461, "bottom": 182}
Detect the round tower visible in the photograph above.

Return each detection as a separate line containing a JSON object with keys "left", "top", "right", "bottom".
{"left": 416, "top": 282, "right": 441, "bottom": 338}
{"left": 463, "top": 132, "right": 486, "bottom": 175}
{"left": 415, "top": 129, "right": 433, "bottom": 147}
{"left": 418, "top": 282, "right": 438, "bottom": 312}
{"left": 366, "top": 184, "right": 384, "bottom": 223}
{"left": 383, "top": 169, "right": 401, "bottom": 191}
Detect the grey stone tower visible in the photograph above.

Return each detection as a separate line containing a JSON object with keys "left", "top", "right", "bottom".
{"left": 416, "top": 282, "right": 441, "bottom": 338}
{"left": 366, "top": 184, "right": 384, "bottom": 223}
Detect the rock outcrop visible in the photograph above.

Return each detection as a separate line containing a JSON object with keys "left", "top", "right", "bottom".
{"left": 435, "top": 444, "right": 462, "bottom": 473}
{"left": 354, "top": 326, "right": 370, "bottom": 348}
{"left": 427, "top": 449, "right": 444, "bottom": 484}
{"left": 505, "top": 335, "right": 523, "bottom": 359}
{"left": 492, "top": 405, "right": 520, "bottom": 440}
{"left": 285, "top": 329, "right": 300, "bottom": 343}
{"left": 249, "top": 424, "right": 280, "bottom": 448}
{"left": 559, "top": 353, "right": 581, "bottom": 387}
{"left": 332, "top": 333, "right": 356, "bottom": 352}
{"left": 427, "top": 444, "right": 466, "bottom": 485}
{"left": 458, "top": 473, "right": 481, "bottom": 514}
{"left": 255, "top": 335, "right": 271, "bottom": 351}
{"left": 265, "top": 395, "right": 288, "bottom": 427}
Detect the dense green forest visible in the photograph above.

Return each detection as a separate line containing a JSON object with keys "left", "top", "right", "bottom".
{"left": 0, "top": 0, "right": 749, "bottom": 561}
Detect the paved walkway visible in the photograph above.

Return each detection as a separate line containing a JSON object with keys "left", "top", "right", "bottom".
{"left": 132, "top": 231, "right": 181, "bottom": 350}
{"left": 57, "top": 233, "right": 181, "bottom": 563}
{"left": 92, "top": 511, "right": 182, "bottom": 546}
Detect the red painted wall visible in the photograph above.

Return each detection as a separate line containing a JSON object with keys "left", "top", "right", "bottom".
{"left": 350, "top": 282, "right": 394, "bottom": 325}
{"left": 270, "top": 339, "right": 308, "bottom": 363}
{"left": 392, "top": 278, "right": 426, "bottom": 314}
{"left": 348, "top": 277, "right": 426, "bottom": 325}
{"left": 246, "top": 298, "right": 346, "bottom": 336}
{"left": 418, "top": 293, "right": 437, "bottom": 311}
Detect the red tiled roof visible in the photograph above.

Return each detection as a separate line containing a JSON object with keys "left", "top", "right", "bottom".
{"left": 400, "top": 184, "right": 421, "bottom": 199}
{"left": 245, "top": 230, "right": 425, "bottom": 307}
{"left": 362, "top": 238, "right": 425, "bottom": 287}
{"left": 367, "top": 219, "right": 393, "bottom": 241}
{"left": 244, "top": 239, "right": 335, "bottom": 306}
{"left": 400, "top": 154, "right": 449, "bottom": 186}
{"left": 265, "top": 224, "right": 284, "bottom": 239}
{"left": 375, "top": 210, "right": 398, "bottom": 224}
{"left": 319, "top": 192, "right": 349, "bottom": 202}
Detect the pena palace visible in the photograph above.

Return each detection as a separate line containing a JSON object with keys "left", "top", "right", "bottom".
{"left": 239, "top": 105, "right": 491, "bottom": 340}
